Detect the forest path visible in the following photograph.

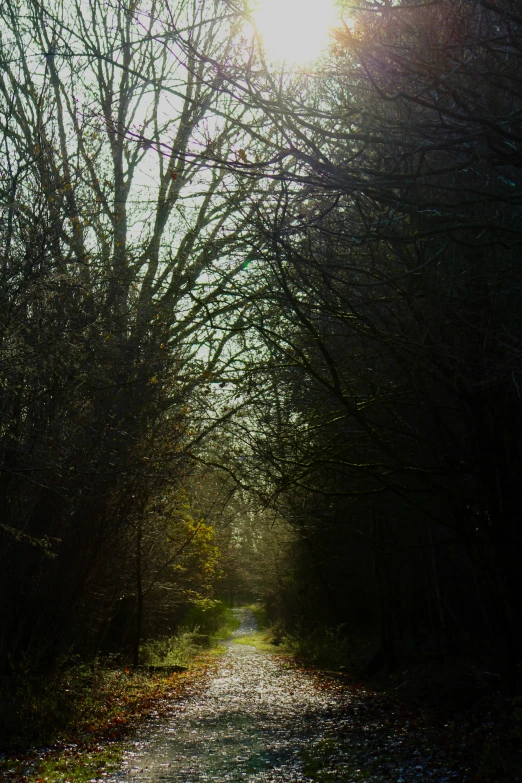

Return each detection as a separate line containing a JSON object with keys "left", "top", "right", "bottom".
{"left": 109, "top": 609, "right": 465, "bottom": 783}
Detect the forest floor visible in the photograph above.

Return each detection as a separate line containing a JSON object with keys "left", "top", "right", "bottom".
{"left": 0, "top": 651, "right": 222, "bottom": 783}
{"left": 1, "top": 610, "right": 519, "bottom": 783}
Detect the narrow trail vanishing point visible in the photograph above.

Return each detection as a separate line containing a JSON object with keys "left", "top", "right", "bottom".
{"left": 108, "top": 609, "right": 468, "bottom": 783}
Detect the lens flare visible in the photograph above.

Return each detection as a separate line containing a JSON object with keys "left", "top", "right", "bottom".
{"left": 253, "top": 0, "right": 337, "bottom": 65}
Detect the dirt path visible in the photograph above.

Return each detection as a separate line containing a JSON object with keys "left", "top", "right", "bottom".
{"left": 109, "top": 609, "right": 468, "bottom": 782}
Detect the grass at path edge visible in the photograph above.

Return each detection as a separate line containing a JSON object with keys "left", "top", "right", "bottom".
{"left": 233, "top": 632, "right": 289, "bottom": 655}
{"left": 0, "top": 604, "right": 241, "bottom": 783}
{"left": 0, "top": 651, "right": 221, "bottom": 783}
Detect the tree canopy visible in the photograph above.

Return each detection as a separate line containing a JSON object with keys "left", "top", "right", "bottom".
{"left": 1, "top": 0, "right": 522, "bottom": 691}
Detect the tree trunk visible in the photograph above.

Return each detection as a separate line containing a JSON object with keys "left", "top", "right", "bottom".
{"left": 133, "top": 518, "right": 143, "bottom": 669}
{"left": 373, "top": 513, "right": 396, "bottom": 671}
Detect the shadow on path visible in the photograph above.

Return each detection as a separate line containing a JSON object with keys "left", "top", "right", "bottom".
{"left": 109, "top": 609, "right": 466, "bottom": 782}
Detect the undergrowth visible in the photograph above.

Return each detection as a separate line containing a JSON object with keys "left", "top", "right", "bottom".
{"left": 140, "top": 628, "right": 204, "bottom": 667}
{"left": 140, "top": 601, "right": 240, "bottom": 667}
{"left": 0, "top": 656, "right": 219, "bottom": 783}
{"left": 182, "top": 600, "right": 241, "bottom": 641}
{"left": 0, "top": 601, "right": 238, "bottom": 783}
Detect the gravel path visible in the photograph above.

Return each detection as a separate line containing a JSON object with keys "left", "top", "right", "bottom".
{"left": 109, "top": 609, "right": 469, "bottom": 783}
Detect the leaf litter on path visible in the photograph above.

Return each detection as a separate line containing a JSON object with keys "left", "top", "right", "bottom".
{"left": 107, "top": 609, "right": 476, "bottom": 783}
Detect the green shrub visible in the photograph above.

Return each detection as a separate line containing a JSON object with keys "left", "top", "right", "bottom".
{"left": 182, "top": 601, "right": 239, "bottom": 638}
{"left": 140, "top": 629, "right": 201, "bottom": 667}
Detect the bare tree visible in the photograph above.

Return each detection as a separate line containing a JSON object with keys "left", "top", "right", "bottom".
{"left": 187, "top": 0, "right": 522, "bottom": 686}
{"left": 0, "top": 0, "right": 261, "bottom": 667}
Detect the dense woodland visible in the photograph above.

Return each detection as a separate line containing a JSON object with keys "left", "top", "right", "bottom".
{"left": 1, "top": 0, "right": 522, "bottom": 703}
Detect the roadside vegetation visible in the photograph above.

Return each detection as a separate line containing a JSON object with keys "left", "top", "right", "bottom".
{"left": 234, "top": 634, "right": 285, "bottom": 655}
{"left": 243, "top": 615, "right": 522, "bottom": 782}
{"left": 0, "top": 603, "right": 239, "bottom": 783}
{"left": 1, "top": 0, "right": 522, "bottom": 778}
{"left": 233, "top": 604, "right": 288, "bottom": 654}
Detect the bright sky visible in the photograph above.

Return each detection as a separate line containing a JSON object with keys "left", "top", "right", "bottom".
{"left": 252, "top": 0, "right": 338, "bottom": 65}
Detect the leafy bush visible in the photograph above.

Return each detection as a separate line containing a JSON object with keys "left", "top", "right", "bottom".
{"left": 139, "top": 602, "right": 240, "bottom": 667}
{"left": 181, "top": 601, "right": 240, "bottom": 640}
{"left": 139, "top": 630, "right": 202, "bottom": 667}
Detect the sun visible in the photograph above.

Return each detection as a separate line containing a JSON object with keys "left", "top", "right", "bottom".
{"left": 252, "top": 0, "right": 337, "bottom": 65}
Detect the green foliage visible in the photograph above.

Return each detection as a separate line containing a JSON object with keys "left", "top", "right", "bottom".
{"left": 0, "top": 0, "right": 251, "bottom": 675}
{"left": 0, "top": 647, "right": 224, "bottom": 782}
{"left": 182, "top": 601, "right": 241, "bottom": 640}
{"left": 140, "top": 602, "right": 240, "bottom": 666}
{"left": 140, "top": 630, "right": 203, "bottom": 667}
